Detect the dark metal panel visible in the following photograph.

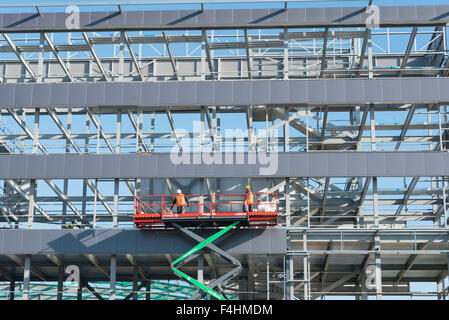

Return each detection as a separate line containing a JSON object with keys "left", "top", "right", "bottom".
{"left": 326, "top": 79, "right": 346, "bottom": 104}
{"left": 138, "top": 154, "right": 157, "bottom": 177}
{"left": 0, "top": 83, "right": 15, "bottom": 107}
{"left": 2, "top": 152, "right": 449, "bottom": 179}
{"left": 382, "top": 79, "right": 403, "bottom": 104}
{"left": 0, "top": 156, "right": 10, "bottom": 177}
{"left": 366, "top": 152, "right": 387, "bottom": 177}
{"left": 214, "top": 81, "right": 234, "bottom": 106}
{"left": 177, "top": 81, "right": 196, "bottom": 105}
{"left": 32, "top": 83, "right": 51, "bottom": 107}
{"left": 140, "top": 81, "right": 160, "bottom": 107}
{"left": 65, "top": 154, "right": 84, "bottom": 178}
{"left": 233, "top": 81, "right": 253, "bottom": 104}
{"left": 404, "top": 152, "right": 426, "bottom": 175}
{"left": 104, "top": 82, "right": 124, "bottom": 106}
{"left": 82, "top": 154, "right": 102, "bottom": 178}
{"left": 0, "top": 6, "right": 448, "bottom": 32}
{"left": 122, "top": 82, "right": 142, "bottom": 106}
{"left": 385, "top": 153, "right": 406, "bottom": 177}
{"left": 418, "top": 6, "right": 437, "bottom": 22}
{"left": 101, "top": 154, "right": 120, "bottom": 177}
{"left": 325, "top": 7, "right": 345, "bottom": 24}
{"left": 308, "top": 80, "right": 326, "bottom": 104}
{"left": 45, "top": 154, "right": 66, "bottom": 179}
{"left": 420, "top": 78, "right": 440, "bottom": 103}
{"left": 401, "top": 78, "right": 422, "bottom": 102}
{"left": 27, "top": 154, "right": 45, "bottom": 178}
{"left": 8, "top": 154, "right": 28, "bottom": 180}
{"left": 124, "top": 11, "right": 144, "bottom": 28}
{"left": 289, "top": 79, "right": 308, "bottom": 102}
{"left": 120, "top": 154, "right": 139, "bottom": 178}
{"left": 14, "top": 84, "right": 33, "bottom": 107}
{"left": 307, "top": 152, "right": 329, "bottom": 177}
{"left": 196, "top": 81, "right": 215, "bottom": 106}
{"left": 159, "top": 81, "right": 179, "bottom": 106}
{"left": 271, "top": 81, "right": 289, "bottom": 104}
{"left": 3, "top": 78, "right": 449, "bottom": 108}
{"left": 52, "top": 10, "right": 67, "bottom": 28}
{"left": 143, "top": 10, "right": 162, "bottom": 27}
{"left": 0, "top": 228, "right": 287, "bottom": 255}
{"left": 425, "top": 152, "right": 445, "bottom": 177}
{"left": 49, "top": 83, "right": 69, "bottom": 106}
{"left": 1, "top": 229, "right": 24, "bottom": 254}
{"left": 364, "top": 79, "right": 383, "bottom": 103}
{"left": 214, "top": 9, "right": 234, "bottom": 26}
{"left": 438, "top": 77, "right": 449, "bottom": 102}
{"left": 251, "top": 80, "right": 270, "bottom": 106}
{"left": 87, "top": 82, "right": 105, "bottom": 106}
{"left": 327, "top": 152, "right": 349, "bottom": 176}
{"left": 379, "top": 5, "right": 399, "bottom": 22}
{"left": 67, "top": 83, "right": 87, "bottom": 107}
{"left": 344, "top": 79, "right": 364, "bottom": 104}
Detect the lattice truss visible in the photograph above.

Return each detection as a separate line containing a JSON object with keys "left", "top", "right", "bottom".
{"left": 0, "top": 21, "right": 448, "bottom": 229}
{"left": 0, "top": 2, "right": 448, "bottom": 300}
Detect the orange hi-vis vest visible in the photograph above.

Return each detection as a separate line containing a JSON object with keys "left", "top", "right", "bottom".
{"left": 176, "top": 194, "right": 186, "bottom": 207}
{"left": 245, "top": 192, "right": 254, "bottom": 204}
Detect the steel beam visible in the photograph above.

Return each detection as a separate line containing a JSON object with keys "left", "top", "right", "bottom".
{"left": 399, "top": 28, "right": 418, "bottom": 77}
{"left": 43, "top": 33, "right": 74, "bottom": 81}
{"left": 2, "top": 78, "right": 449, "bottom": 108}
{"left": 162, "top": 31, "right": 179, "bottom": 80}
{"left": 82, "top": 32, "right": 109, "bottom": 81}
{"left": 123, "top": 32, "right": 144, "bottom": 80}
{"left": 2, "top": 33, "right": 36, "bottom": 81}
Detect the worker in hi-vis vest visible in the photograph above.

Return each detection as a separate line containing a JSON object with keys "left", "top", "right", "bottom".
{"left": 243, "top": 185, "right": 255, "bottom": 213}
{"left": 170, "top": 189, "right": 189, "bottom": 214}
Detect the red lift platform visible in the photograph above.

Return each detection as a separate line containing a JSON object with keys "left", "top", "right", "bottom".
{"left": 133, "top": 193, "right": 278, "bottom": 229}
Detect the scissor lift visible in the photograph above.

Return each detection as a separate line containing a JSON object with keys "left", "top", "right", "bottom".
{"left": 133, "top": 193, "right": 278, "bottom": 300}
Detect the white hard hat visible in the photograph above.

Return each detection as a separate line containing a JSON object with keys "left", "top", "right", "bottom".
{"left": 177, "top": 189, "right": 182, "bottom": 194}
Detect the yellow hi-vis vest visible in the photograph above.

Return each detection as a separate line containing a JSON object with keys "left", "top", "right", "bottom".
{"left": 176, "top": 194, "right": 186, "bottom": 207}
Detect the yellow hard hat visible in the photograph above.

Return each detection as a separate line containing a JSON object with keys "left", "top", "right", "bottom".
{"left": 245, "top": 185, "right": 250, "bottom": 189}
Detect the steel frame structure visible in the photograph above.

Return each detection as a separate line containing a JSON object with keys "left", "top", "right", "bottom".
{"left": 0, "top": 1, "right": 449, "bottom": 300}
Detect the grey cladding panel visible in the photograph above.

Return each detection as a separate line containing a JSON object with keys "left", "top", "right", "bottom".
{"left": 8, "top": 155, "right": 28, "bottom": 180}
{"left": 68, "top": 84, "right": 87, "bottom": 106}
{"left": 141, "top": 82, "right": 160, "bottom": 106}
{"left": 50, "top": 83, "right": 69, "bottom": 106}
{"left": 0, "top": 83, "right": 15, "bottom": 106}
{"left": 14, "top": 84, "right": 33, "bottom": 107}
{"left": 159, "top": 81, "right": 179, "bottom": 106}
{"left": 105, "top": 82, "right": 124, "bottom": 106}
{"left": 122, "top": 82, "right": 142, "bottom": 106}
{"left": 308, "top": 80, "right": 326, "bottom": 104}
{"left": 215, "top": 81, "right": 234, "bottom": 106}
{"left": 32, "top": 84, "right": 51, "bottom": 106}
{"left": 83, "top": 154, "right": 102, "bottom": 178}
{"left": 0, "top": 228, "right": 286, "bottom": 255}
{"left": 271, "top": 81, "right": 289, "bottom": 104}
{"left": 3, "top": 78, "right": 449, "bottom": 108}
{"left": 45, "top": 154, "right": 66, "bottom": 179}
{"left": 1, "top": 152, "right": 449, "bottom": 179}
{"left": 0, "top": 6, "right": 449, "bottom": 32}
{"left": 87, "top": 83, "right": 106, "bottom": 106}
{"left": 0, "top": 156, "right": 9, "bottom": 178}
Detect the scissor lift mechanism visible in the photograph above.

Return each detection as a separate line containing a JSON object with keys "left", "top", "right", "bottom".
{"left": 133, "top": 193, "right": 277, "bottom": 299}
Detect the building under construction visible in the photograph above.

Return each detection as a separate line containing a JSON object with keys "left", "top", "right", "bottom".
{"left": 0, "top": 0, "right": 449, "bottom": 300}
